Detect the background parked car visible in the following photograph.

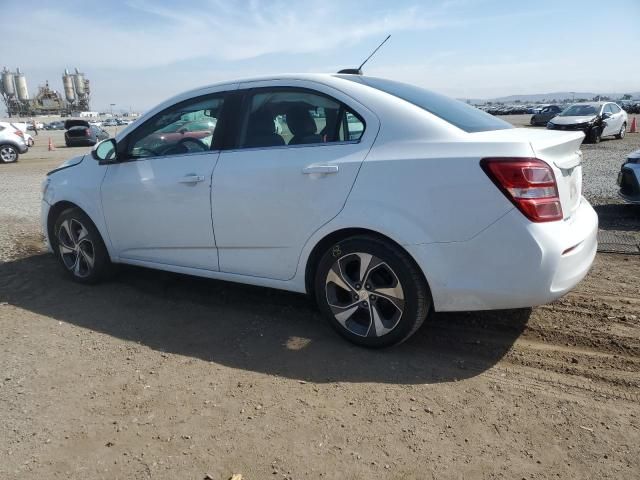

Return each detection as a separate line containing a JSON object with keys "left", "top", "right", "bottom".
{"left": 45, "top": 121, "right": 65, "bottom": 130}
{"left": 547, "top": 102, "right": 627, "bottom": 143}
{"left": 0, "top": 121, "right": 29, "bottom": 163}
{"left": 102, "top": 118, "right": 119, "bottom": 127}
{"left": 530, "top": 105, "right": 563, "bottom": 126}
{"left": 618, "top": 149, "right": 640, "bottom": 204}
{"left": 64, "top": 119, "right": 110, "bottom": 147}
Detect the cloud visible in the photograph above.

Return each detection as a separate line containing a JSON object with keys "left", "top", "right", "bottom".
{"left": 1, "top": 1, "right": 450, "bottom": 70}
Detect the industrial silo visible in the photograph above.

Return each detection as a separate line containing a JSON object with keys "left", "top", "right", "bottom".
{"left": 1, "top": 68, "right": 15, "bottom": 97}
{"left": 73, "top": 67, "right": 85, "bottom": 96}
{"left": 15, "top": 68, "right": 29, "bottom": 101}
{"left": 62, "top": 69, "right": 76, "bottom": 103}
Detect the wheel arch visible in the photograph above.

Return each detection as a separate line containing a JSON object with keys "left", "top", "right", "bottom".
{"left": 304, "top": 227, "right": 429, "bottom": 297}
{"left": 47, "top": 201, "right": 112, "bottom": 261}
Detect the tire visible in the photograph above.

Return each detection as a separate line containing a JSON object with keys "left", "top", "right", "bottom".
{"left": 0, "top": 144, "right": 19, "bottom": 163}
{"left": 530, "top": 116, "right": 537, "bottom": 126}
{"left": 52, "top": 207, "right": 112, "bottom": 284}
{"left": 314, "top": 235, "right": 432, "bottom": 348}
{"left": 615, "top": 123, "right": 626, "bottom": 139}
{"left": 589, "top": 127, "right": 601, "bottom": 144}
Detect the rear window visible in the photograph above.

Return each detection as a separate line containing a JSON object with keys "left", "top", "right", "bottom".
{"left": 343, "top": 76, "right": 513, "bottom": 133}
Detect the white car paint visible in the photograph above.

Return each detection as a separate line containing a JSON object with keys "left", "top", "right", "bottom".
{"left": 42, "top": 73, "right": 598, "bottom": 311}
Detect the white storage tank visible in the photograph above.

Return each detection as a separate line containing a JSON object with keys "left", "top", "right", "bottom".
{"left": 1, "top": 68, "right": 15, "bottom": 97}
{"left": 73, "top": 67, "right": 85, "bottom": 96}
{"left": 63, "top": 69, "right": 76, "bottom": 102}
{"left": 15, "top": 68, "right": 29, "bottom": 101}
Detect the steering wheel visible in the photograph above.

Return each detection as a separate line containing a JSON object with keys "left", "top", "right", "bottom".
{"left": 177, "top": 137, "right": 209, "bottom": 152}
{"left": 135, "top": 147, "right": 160, "bottom": 157}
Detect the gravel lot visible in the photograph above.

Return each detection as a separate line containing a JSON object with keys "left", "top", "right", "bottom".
{"left": 1, "top": 116, "right": 639, "bottom": 479}
{"left": 501, "top": 114, "right": 640, "bottom": 204}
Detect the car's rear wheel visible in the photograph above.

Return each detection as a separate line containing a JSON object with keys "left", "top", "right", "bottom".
{"left": 616, "top": 123, "right": 626, "bottom": 139}
{"left": 314, "top": 236, "right": 431, "bottom": 348}
{"left": 52, "top": 208, "right": 112, "bottom": 284}
{"left": 0, "top": 144, "right": 19, "bottom": 163}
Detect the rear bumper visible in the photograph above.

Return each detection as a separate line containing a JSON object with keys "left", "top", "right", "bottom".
{"left": 407, "top": 198, "right": 598, "bottom": 311}
{"left": 65, "top": 137, "right": 96, "bottom": 146}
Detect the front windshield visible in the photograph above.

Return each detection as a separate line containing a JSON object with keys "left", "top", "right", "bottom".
{"left": 342, "top": 76, "right": 513, "bottom": 133}
{"left": 560, "top": 105, "right": 598, "bottom": 116}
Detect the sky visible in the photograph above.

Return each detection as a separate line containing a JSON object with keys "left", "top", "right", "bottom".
{"left": 2, "top": 0, "right": 639, "bottom": 113}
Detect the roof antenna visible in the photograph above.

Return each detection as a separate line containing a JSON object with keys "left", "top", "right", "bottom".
{"left": 338, "top": 35, "right": 391, "bottom": 75}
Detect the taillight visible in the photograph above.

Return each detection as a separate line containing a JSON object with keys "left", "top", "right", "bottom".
{"left": 480, "top": 158, "right": 563, "bottom": 222}
{"left": 85, "top": 128, "right": 91, "bottom": 136}
{"left": 14, "top": 129, "right": 24, "bottom": 138}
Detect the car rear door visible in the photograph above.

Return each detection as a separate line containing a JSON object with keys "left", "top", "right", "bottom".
{"left": 210, "top": 80, "right": 379, "bottom": 280}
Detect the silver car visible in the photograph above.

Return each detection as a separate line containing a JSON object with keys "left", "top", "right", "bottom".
{"left": 0, "top": 121, "right": 29, "bottom": 163}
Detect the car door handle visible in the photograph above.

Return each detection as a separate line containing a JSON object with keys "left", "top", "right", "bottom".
{"left": 179, "top": 174, "right": 205, "bottom": 184}
{"left": 302, "top": 165, "right": 339, "bottom": 175}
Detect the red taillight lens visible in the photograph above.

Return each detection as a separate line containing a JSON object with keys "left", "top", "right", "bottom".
{"left": 480, "top": 158, "right": 563, "bottom": 222}
{"left": 14, "top": 129, "right": 24, "bottom": 138}
{"left": 85, "top": 128, "right": 91, "bottom": 136}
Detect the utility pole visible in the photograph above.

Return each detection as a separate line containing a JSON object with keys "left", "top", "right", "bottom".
{"left": 110, "top": 103, "right": 115, "bottom": 117}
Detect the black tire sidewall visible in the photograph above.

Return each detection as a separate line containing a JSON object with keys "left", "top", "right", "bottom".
{"left": 590, "top": 127, "right": 601, "bottom": 143}
{"left": 314, "top": 236, "right": 430, "bottom": 348}
{"left": 52, "top": 208, "right": 111, "bottom": 284}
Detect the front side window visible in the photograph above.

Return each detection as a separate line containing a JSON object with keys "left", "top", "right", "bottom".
{"left": 610, "top": 104, "right": 621, "bottom": 113}
{"left": 238, "top": 89, "right": 364, "bottom": 149}
{"left": 127, "top": 94, "right": 225, "bottom": 159}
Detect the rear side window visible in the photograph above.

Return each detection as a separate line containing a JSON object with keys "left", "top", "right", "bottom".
{"left": 238, "top": 88, "right": 365, "bottom": 149}
{"left": 343, "top": 76, "right": 512, "bottom": 133}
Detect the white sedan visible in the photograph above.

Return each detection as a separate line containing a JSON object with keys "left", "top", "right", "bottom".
{"left": 41, "top": 74, "right": 598, "bottom": 347}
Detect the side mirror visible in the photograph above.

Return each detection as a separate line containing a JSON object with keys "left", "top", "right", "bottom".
{"left": 601, "top": 112, "right": 612, "bottom": 119}
{"left": 92, "top": 138, "right": 117, "bottom": 164}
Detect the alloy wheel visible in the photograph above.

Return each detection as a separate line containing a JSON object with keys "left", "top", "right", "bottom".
{"left": 325, "top": 252, "right": 405, "bottom": 338}
{"left": 0, "top": 146, "right": 17, "bottom": 163}
{"left": 57, "top": 218, "right": 95, "bottom": 278}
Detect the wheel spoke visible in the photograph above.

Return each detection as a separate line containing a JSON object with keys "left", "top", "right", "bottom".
{"left": 58, "top": 220, "right": 76, "bottom": 250}
{"left": 369, "top": 303, "right": 392, "bottom": 337}
{"left": 79, "top": 245, "right": 95, "bottom": 269}
{"left": 59, "top": 244, "right": 75, "bottom": 255}
{"left": 356, "top": 252, "right": 372, "bottom": 283}
{"left": 326, "top": 263, "right": 355, "bottom": 293}
{"left": 73, "top": 255, "right": 82, "bottom": 275}
{"left": 333, "top": 304, "right": 360, "bottom": 326}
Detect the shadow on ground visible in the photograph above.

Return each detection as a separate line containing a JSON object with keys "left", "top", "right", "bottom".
{"left": 0, "top": 254, "right": 530, "bottom": 384}
{"left": 594, "top": 203, "right": 640, "bottom": 232}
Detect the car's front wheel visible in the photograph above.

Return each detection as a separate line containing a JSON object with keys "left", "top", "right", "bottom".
{"left": 52, "top": 208, "right": 112, "bottom": 284}
{"left": 616, "top": 123, "right": 626, "bottom": 139}
{"left": 0, "top": 144, "right": 19, "bottom": 163}
{"left": 589, "top": 126, "right": 602, "bottom": 143}
{"left": 314, "top": 236, "right": 431, "bottom": 348}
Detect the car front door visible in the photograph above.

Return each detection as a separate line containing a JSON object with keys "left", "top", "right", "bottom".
{"left": 210, "top": 82, "right": 378, "bottom": 280}
{"left": 601, "top": 104, "right": 617, "bottom": 136}
{"left": 101, "top": 91, "right": 231, "bottom": 270}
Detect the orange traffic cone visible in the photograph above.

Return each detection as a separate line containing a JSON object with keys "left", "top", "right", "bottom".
{"left": 48, "top": 137, "right": 55, "bottom": 151}
{"left": 630, "top": 117, "right": 637, "bottom": 134}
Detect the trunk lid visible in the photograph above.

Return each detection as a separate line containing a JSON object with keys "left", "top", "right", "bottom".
{"left": 470, "top": 128, "right": 584, "bottom": 219}
{"left": 527, "top": 130, "right": 584, "bottom": 219}
{"left": 64, "top": 119, "right": 90, "bottom": 130}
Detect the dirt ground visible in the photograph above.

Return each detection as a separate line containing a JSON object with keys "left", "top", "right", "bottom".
{"left": 1, "top": 120, "right": 639, "bottom": 479}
